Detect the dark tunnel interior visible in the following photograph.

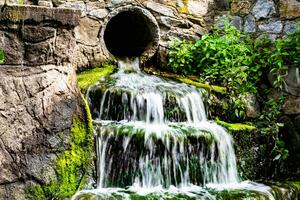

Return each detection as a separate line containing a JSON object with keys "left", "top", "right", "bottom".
{"left": 104, "top": 10, "right": 155, "bottom": 58}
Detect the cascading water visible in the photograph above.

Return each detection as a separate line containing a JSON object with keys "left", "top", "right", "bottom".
{"left": 72, "top": 58, "right": 276, "bottom": 200}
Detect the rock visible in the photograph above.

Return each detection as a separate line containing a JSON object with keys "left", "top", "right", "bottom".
{"left": 75, "top": 17, "right": 101, "bottom": 46}
{"left": 279, "top": 0, "right": 300, "bottom": 19}
{"left": 186, "top": 0, "right": 213, "bottom": 17}
{"left": 24, "top": 39, "right": 55, "bottom": 66}
{"left": 88, "top": 9, "right": 108, "bottom": 19}
{"left": 244, "top": 14, "right": 256, "bottom": 33}
{"left": 231, "top": 0, "right": 255, "bottom": 15}
{"left": 0, "top": 5, "right": 81, "bottom": 26}
{"left": 22, "top": 26, "right": 56, "bottom": 43}
{"left": 284, "top": 67, "right": 300, "bottom": 96}
{"left": 231, "top": 16, "right": 243, "bottom": 31}
{"left": 38, "top": 0, "right": 53, "bottom": 7}
{"left": 283, "top": 21, "right": 297, "bottom": 34}
{"left": 251, "top": 0, "right": 276, "bottom": 20}
{"left": 144, "top": 1, "right": 177, "bottom": 17}
{"left": 258, "top": 19, "right": 283, "bottom": 33}
{"left": 283, "top": 96, "right": 300, "bottom": 115}
{"left": 159, "top": 16, "right": 190, "bottom": 28}
{"left": 74, "top": 44, "right": 106, "bottom": 70}
{"left": 243, "top": 93, "right": 261, "bottom": 118}
{"left": 0, "top": 64, "right": 83, "bottom": 199}
{"left": 59, "top": 1, "right": 86, "bottom": 17}
{"left": 0, "top": 31, "right": 24, "bottom": 65}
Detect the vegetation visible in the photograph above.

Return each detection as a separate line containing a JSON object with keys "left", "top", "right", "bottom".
{"left": 77, "top": 63, "right": 116, "bottom": 92}
{"left": 215, "top": 119, "right": 256, "bottom": 132}
{"left": 168, "top": 21, "right": 300, "bottom": 163}
{"left": 144, "top": 67, "right": 226, "bottom": 93}
{"left": 26, "top": 97, "right": 94, "bottom": 199}
{"left": 0, "top": 48, "right": 4, "bottom": 64}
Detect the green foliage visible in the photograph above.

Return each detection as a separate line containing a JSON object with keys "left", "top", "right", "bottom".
{"left": 0, "top": 49, "right": 4, "bottom": 64}
{"left": 258, "top": 96, "right": 289, "bottom": 161}
{"left": 168, "top": 22, "right": 257, "bottom": 94}
{"left": 254, "top": 24, "right": 300, "bottom": 90}
{"left": 168, "top": 40, "right": 195, "bottom": 75}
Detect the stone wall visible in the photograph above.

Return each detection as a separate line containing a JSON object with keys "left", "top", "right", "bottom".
{"left": 0, "top": 5, "right": 86, "bottom": 199}
{"left": 229, "top": 0, "right": 300, "bottom": 37}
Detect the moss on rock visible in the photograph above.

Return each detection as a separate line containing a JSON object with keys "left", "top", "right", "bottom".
{"left": 26, "top": 96, "right": 94, "bottom": 199}
{"left": 144, "top": 67, "right": 226, "bottom": 94}
{"left": 77, "top": 64, "right": 115, "bottom": 92}
{"left": 215, "top": 119, "right": 256, "bottom": 132}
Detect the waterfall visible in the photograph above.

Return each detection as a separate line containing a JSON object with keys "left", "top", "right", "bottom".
{"left": 73, "top": 58, "right": 275, "bottom": 200}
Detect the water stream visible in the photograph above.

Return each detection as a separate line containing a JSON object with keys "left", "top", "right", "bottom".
{"left": 73, "top": 58, "right": 276, "bottom": 200}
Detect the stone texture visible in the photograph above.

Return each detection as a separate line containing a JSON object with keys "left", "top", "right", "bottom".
{"left": 279, "top": 0, "right": 300, "bottom": 19}
{"left": 59, "top": 1, "right": 86, "bottom": 17}
{"left": 0, "top": 64, "right": 83, "bottom": 199}
{"left": 284, "top": 67, "right": 300, "bottom": 96}
{"left": 159, "top": 16, "right": 191, "bottom": 28}
{"left": 75, "top": 17, "right": 101, "bottom": 46}
{"left": 74, "top": 44, "right": 106, "bottom": 70}
{"left": 186, "top": 0, "right": 213, "bottom": 17}
{"left": 251, "top": 0, "right": 276, "bottom": 20}
{"left": 258, "top": 19, "right": 283, "bottom": 33}
{"left": 231, "top": 0, "right": 255, "bottom": 15}
{"left": 284, "top": 21, "right": 298, "bottom": 34}
{"left": 0, "top": 5, "right": 81, "bottom": 26}
{"left": 88, "top": 8, "right": 108, "bottom": 19}
{"left": 283, "top": 96, "right": 300, "bottom": 115}
{"left": 244, "top": 14, "right": 256, "bottom": 33}
{"left": 0, "top": 31, "right": 24, "bottom": 65}
{"left": 144, "top": 1, "right": 177, "bottom": 17}
{"left": 231, "top": 15, "right": 243, "bottom": 31}
{"left": 243, "top": 93, "right": 260, "bottom": 118}
{"left": 22, "top": 26, "right": 56, "bottom": 43}
{"left": 38, "top": 0, "right": 53, "bottom": 7}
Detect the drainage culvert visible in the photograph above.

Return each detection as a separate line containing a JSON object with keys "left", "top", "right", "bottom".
{"left": 101, "top": 6, "right": 160, "bottom": 62}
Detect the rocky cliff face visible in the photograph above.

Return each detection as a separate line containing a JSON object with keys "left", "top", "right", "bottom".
{"left": 0, "top": 6, "right": 90, "bottom": 199}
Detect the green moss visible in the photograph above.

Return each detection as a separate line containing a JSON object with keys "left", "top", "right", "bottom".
{"left": 26, "top": 97, "right": 94, "bottom": 199}
{"left": 25, "top": 185, "right": 46, "bottom": 200}
{"left": 177, "top": 77, "right": 227, "bottom": 94}
{"left": 144, "top": 67, "right": 226, "bottom": 94}
{"left": 287, "top": 181, "right": 300, "bottom": 190}
{"left": 215, "top": 119, "right": 256, "bottom": 132}
{"left": 77, "top": 64, "right": 115, "bottom": 92}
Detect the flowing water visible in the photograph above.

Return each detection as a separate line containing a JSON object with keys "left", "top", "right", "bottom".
{"left": 73, "top": 58, "right": 277, "bottom": 200}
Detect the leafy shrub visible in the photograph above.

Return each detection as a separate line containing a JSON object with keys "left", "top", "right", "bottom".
{"left": 168, "top": 22, "right": 258, "bottom": 94}
{"left": 254, "top": 24, "right": 300, "bottom": 90}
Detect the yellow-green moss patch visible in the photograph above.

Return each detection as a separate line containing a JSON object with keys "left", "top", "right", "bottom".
{"left": 27, "top": 96, "right": 94, "bottom": 199}
{"left": 77, "top": 64, "right": 115, "bottom": 92}
{"left": 216, "top": 119, "right": 256, "bottom": 132}
{"left": 144, "top": 67, "right": 226, "bottom": 94}
{"left": 177, "top": 77, "right": 227, "bottom": 93}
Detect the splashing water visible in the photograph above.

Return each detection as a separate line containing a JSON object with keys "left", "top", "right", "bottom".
{"left": 73, "top": 58, "right": 275, "bottom": 200}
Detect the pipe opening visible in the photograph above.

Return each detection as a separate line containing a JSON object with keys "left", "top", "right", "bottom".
{"left": 103, "top": 7, "right": 159, "bottom": 60}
